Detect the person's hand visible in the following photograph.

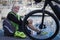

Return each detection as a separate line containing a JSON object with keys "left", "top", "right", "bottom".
{"left": 35, "top": 28, "right": 41, "bottom": 34}
{"left": 37, "top": 31, "right": 41, "bottom": 35}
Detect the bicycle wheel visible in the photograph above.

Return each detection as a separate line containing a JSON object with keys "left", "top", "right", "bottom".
{"left": 22, "top": 10, "right": 59, "bottom": 40}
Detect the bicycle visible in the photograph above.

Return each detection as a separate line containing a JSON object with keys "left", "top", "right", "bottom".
{"left": 22, "top": 0, "right": 60, "bottom": 40}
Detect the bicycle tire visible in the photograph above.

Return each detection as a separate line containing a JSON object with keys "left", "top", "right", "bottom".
{"left": 23, "top": 10, "right": 59, "bottom": 40}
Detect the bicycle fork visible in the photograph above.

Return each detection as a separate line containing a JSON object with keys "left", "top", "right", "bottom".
{"left": 39, "top": 0, "right": 48, "bottom": 29}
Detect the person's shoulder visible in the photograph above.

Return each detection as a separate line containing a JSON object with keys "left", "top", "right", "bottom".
{"left": 7, "top": 12, "right": 13, "bottom": 17}
{"left": 8, "top": 11, "right": 13, "bottom": 15}
{"left": 8, "top": 11, "right": 12, "bottom": 14}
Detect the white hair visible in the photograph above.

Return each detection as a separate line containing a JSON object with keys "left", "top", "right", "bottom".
{"left": 12, "top": 2, "right": 20, "bottom": 10}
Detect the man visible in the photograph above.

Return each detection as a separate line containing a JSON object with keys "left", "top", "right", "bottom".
{"left": 6, "top": 4, "right": 40, "bottom": 38}
{"left": 7, "top": 4, "right": 26, "bottom": 38}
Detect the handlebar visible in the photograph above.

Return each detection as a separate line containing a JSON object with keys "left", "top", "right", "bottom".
{"left": 53, "top": 0, "right": 60, "bottom": 4}
{"left": 34, "top": 0, "right": 42, "bottom": 3}
{"left": 34, "top": 0, "right": 60, "bottom": 4}
{"left": 46, "top": 0, "right": 60, "bottom": 4}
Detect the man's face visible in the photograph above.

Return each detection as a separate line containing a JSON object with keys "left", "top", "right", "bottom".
{"left": 12, "top": 6, "right": 20, "bottom": 13}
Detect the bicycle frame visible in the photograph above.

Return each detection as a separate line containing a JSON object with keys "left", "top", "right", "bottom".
{"left": 48, "top": 0, "right": 60, "bottom": 20}
{"left": 39, "top": 0, "right": 60, "bottom": 29}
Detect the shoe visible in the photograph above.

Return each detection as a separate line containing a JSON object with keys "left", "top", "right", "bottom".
{"left": 41, "top": 31, "right": 48, "bottom": 35}
{"left": 14, "top": 31, "right": 26, "bottom": 38}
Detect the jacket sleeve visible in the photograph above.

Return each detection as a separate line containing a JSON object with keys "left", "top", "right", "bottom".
{"left": 7, "top": 13, "right": 22, "bottom": 25}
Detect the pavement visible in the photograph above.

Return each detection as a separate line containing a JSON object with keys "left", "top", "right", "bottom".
{"left": 0, "top": 18, "right": 60, "bottom": 40}
{"left": 0, "top": 30, "right": 60, "bottom": 40}
{"left": 0, "top": 36, "right": 31, "bottom": 40}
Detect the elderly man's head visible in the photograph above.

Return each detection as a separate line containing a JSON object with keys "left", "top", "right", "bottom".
{"left": 12, "top": 4, "right": 20, "bottom": 13}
